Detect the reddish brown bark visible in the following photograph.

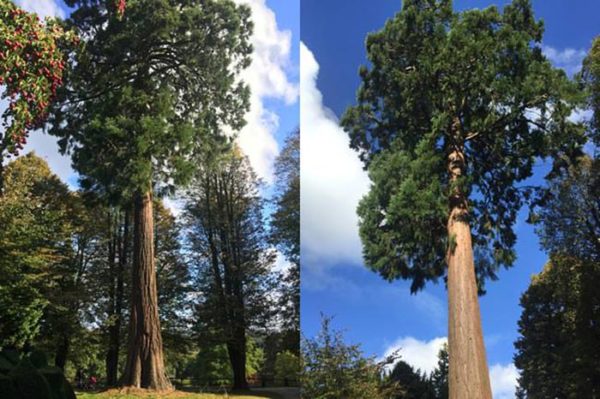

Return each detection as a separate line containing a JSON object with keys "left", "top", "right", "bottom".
{"left": 121, "top": 191, "right": 171, "bottom": 390}
{"left": 446, "top": 131, "right": 492, "bottom": 399}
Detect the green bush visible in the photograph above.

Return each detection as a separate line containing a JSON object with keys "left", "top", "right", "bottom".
{"left": 0, "top": 349, "right": 76, "bottom": 399}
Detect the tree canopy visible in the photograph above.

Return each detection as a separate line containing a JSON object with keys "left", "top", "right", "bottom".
{"left": 50, "top": 0, "right": 253, "bottom": 199}
{"left": 341, "top": 0, "right": 586, "bottom": 293}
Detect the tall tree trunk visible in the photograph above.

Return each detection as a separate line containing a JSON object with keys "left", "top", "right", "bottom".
{"left": 106, "top": 211, "right": 119, "bottom": 386}
{"left": 121, "top": 191, "right": 171, "bottom": 390}
{"left": 54, "top": 333, "right": 70, "bottom": 371}
{"left": 446, "top": 135, "right": 492, "bottom": 399}
{"left": 227, "top": 331, "right": 248, "bottom": 390}
{"left": 107, "top": 210, "right": 130, "bottom": 386}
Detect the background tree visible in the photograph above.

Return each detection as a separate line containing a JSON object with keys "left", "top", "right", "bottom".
{"left": 271, "top": 129, "right": 300, "bottom": 337}
{"left": 302, "top": 315, "right": 400, "bottom": 399}
{"left": 387, "top": 360, "right": 435, "bottom": 399}
{"left": 530, "top": 156, "right": 599, "bottom": 262}
{"left": 430, "top": 344, "right": 448, "bottom": 399}
{"left": 341, "top": 1, "right": 585, "bottom": 397}
{"left": 515, "top": 38, "right": 600, "bottom": 399}
{"left": 37, "top": 193, "right": 104, "bottom": 371}
{"left": 274, "top": 350, "right": 300, "bottom": 387}
{"left": 184, "top": 149, "right": 275, "bottom": 390}
{"left": 154, "top": 200, "right": 194, "bottom": 381}
{"left": 0, "top": 154, "right": 74, "bottom": 349}
{"left": 581, "top": 36, "right": 600, "bottom": 146}
{"left": 49, "top": 0, "right": 253, "bottom": 389}
{"left": 187, "top": 339, "right": 264, "bottom": 387}
{"left": 514, "top": 255, "right": 600, "bottom": 398}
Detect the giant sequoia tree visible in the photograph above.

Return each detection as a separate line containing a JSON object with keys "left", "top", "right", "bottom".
{"left": 49, "top": 0, "right": 252, "bottom": 389}
{"left": 341, "top": 1, "right": 585, "bottom": 397}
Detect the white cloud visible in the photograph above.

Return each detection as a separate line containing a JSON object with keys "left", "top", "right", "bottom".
{"left": 273, "top": 250, "right": 292, "bottom": 273}
{"left": 233, "top": 0, "right": 298, "bottom": 183}
{"left": 300, "top": 42, "right": 370, "bottom": 266}
{"left": 382, "top": 337, "right": 518, "bottom": 399}
{"left": 383, "top": 336, "right": 447, "bottom": 375}
{"left": 14, "top": 0, "right": 65, "bottom": 19}
{"left": 569, "top": 108, "right": 593, "bottom": 124}
{"left": 490, "top": 363, "right": 519, "bottom": 399}
{"left": 542, "top": 45, "right": 587, "bottom": 76}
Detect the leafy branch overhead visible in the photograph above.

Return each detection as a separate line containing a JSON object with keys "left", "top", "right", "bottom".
{"left": 0, "top": 0, "right": 77, "bottom": 157}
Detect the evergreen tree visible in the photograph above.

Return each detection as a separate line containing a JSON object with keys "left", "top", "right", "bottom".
{"left": 514, "top": 255, "right": 600, "bottom": 398}
{"left": 387, "top": 360, "right": 435, "bottom": 399}
{"left": 49, "top": 0, "right": 253, "bottom": 389}
{"left": 184, "top": 148, "right": 275, "bottom": 390}
{"left": 430, "top": 344, "right": 448, "bottom": 399}
{"left": 154, "top": 201, "right": 193, "bottom": 379}
{"left": 514, "top": 33, "right": 600, "bottom": 399}
{"left": 271, "top": 129, "right": 300, "bottom": 345}
{"left": 341, "top": 1, "right": 585, "bottom": 396}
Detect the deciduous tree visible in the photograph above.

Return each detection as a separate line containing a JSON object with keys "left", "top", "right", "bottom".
{"left": 0, "top": 0, "right": 75, "bottom": 193}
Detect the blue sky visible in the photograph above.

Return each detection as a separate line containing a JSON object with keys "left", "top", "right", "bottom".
{"left": 301, "top": 1, "right": 598, "bottom": 397}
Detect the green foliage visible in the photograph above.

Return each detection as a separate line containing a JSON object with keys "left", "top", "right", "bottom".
{"left": 184, "top": 148, "right": 275, "bottom": 363}
{"left": 270, "top": 129, "right": 300, "bottom": 334}
{"left": 50, "top": 0, "right": 253, "bottom": 199}
{"left": 387, "top": 360, "right": 434, "bottom": 399}
{"left": 514, "top": 255, "right": 600, "bottom": 398}
{"left": 341, "top": 0, "right": 586, "bottom": 293}
{"left": 430, "top": 344, "right": 448, "bottom": 399}
{"left": 0, "top": 0, "right": 76, "bottom": 160}
{"left": 188, "top": 339, "right": 264, "bottom": 386}
{"left": 274, "top": 351, "right": 299, "bottom": 386}
{"left": 0, "top": 154, "right": 75, "bottom": 348}
{"left": 271, "top": 129, "right": 300, "bottom": 266}
{"left": 580, "top": 36, "right": 600, "bottom": 145}
{"left": 532, "top": 156, "right": 600, "bottom": 262}
{"left": 154, "top": 201, "right": 192, "bottom": 335}
{"left": 302, "top": 316, "right": 399, "bottom": 399}
{"left": 0, "top": 349, "right": 76, "bottom": 399}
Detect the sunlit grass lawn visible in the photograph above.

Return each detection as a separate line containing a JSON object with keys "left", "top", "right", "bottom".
{"left": 76, "top": 388, "right": 282, "bottom": 399}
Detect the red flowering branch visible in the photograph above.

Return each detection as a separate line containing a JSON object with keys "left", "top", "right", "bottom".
{"left": 116, "top": 0, "right": 126, "bottom": 19}
{"left": 0, "top": 0, "right": 76, "bottom": 157}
